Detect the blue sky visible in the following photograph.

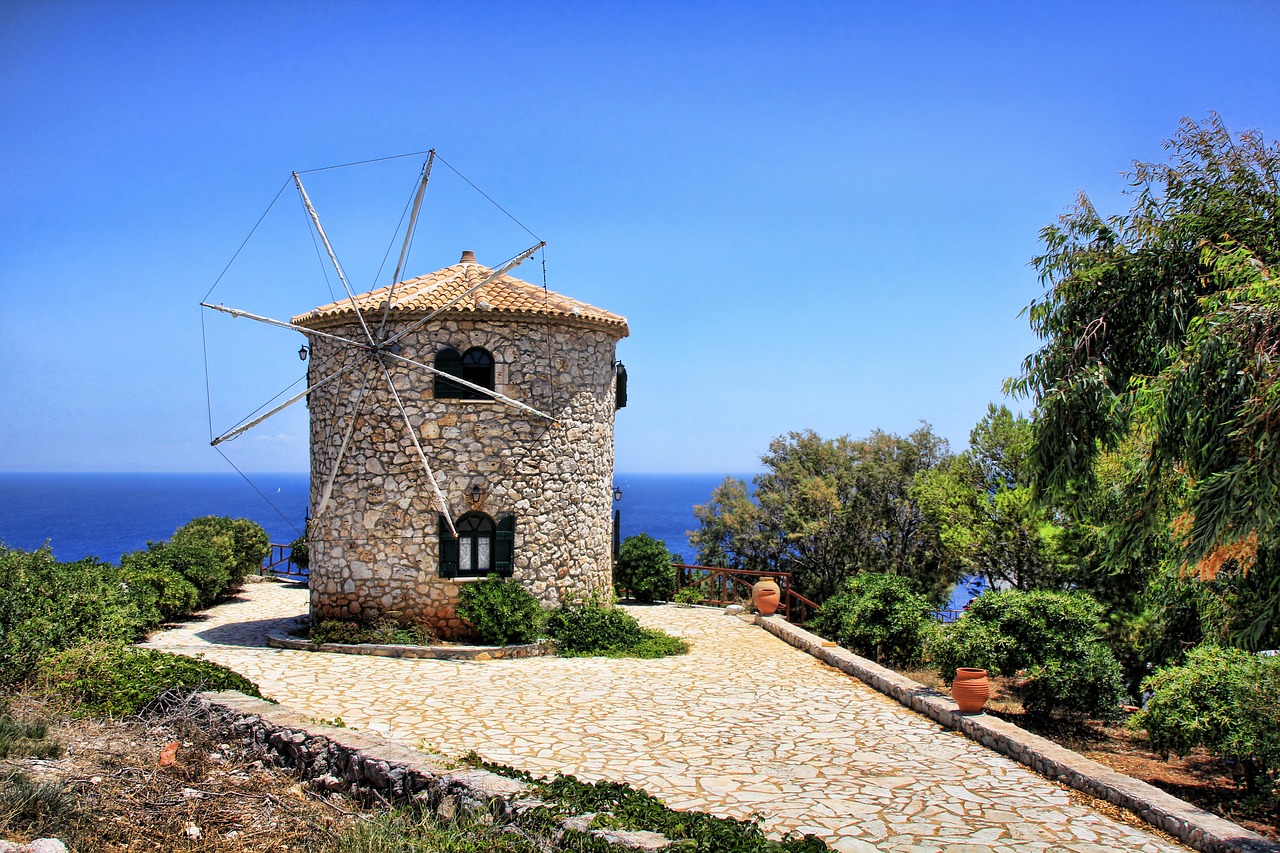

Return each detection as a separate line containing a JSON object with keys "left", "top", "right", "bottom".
{"left": 3, "top": 1, "right": 1279, "bottom": 474}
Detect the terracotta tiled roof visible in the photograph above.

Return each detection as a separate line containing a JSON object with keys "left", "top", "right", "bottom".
{"left": 292, "top": 251, "right": 629, "bottom": 337}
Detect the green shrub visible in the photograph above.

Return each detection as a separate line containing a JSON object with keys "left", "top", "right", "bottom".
{"left": 546, "top": 601, "right": 688, "bottom": 658}
{"left": 288, "top": 532, "right": 309, "bottom": 571}
{"left": 1020, "top": 644, "right": 1127, "bottom": 719}
{"left": 811, "top": 573, "right": 935, "bottom": 668}
{"left": 228, "top": 517, "right": 271, "bottom": 581}
{"left": 456, "top": 576, "right": 544, "bottom": 645}
{"left": 159, "top": 540, "right": 231, "bottom": 606}
{"left": 930, "top": 588, "right": 1127, "bottom": 717}
{"left": 36, "top": 641, "right": 263, "bottom": 716}
{"left": 1131, "top": 644, "right": 1280, "bottom": 792}
{"left": 119, "top": 544, "right": 202, "bottom": 629}
{"left": 310, "top": 618, "right": 437, "bottom": 646}
{"left": 0, "top": 546, "right": 144, "bottom": 686}
{"left": 171, "top": 516, "right": 269, "bottom": 594}
{"left": 615, "top": 534, "right": 676, "bottom": 602}
{"left": 674, "top": 585, "right": 706, "bottom": 605}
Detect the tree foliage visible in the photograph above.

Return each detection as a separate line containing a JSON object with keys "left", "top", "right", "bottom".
{"left": 1010, "top": 114, "right": 1280, "bottom": 645}
{"left": 691, "top": 425, "right": 956, "bottom": 604}
{"left": 915, "top": 404, "right": 1074, "bottom": 591}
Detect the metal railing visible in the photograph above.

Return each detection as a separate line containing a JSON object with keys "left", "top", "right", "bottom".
{"left": 674, "top": 564, "right": 819, "bottom": 626}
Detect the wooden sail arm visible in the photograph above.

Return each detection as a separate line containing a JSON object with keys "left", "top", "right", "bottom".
{"left": 381, "top": 241, "right": 546, "bottom": 349}
{"left": 293, "top": 171, "right": 379, "bottom": 348}
{"left": 384, "top": 351, "right": 556, "bottom": 422}
{"left": 375, "top": 360, "right": 455, "bottom": 536}
{"left": 314, "top": 364, "right": 374, "bottom": 518}
{"left": 380, "top": 150, "right": 435, "bottom": 341}
{"left": 211, "top": 359, "right": 359, "bottom": 447}
{"left": 200, "top": 302, "right": 367, "bottom": 350}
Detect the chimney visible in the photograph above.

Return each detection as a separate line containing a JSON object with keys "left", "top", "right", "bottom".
{"left": 459, "top": 250, "right": 476, "bottom": 264}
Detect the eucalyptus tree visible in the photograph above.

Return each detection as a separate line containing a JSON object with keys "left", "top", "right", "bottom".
{"left": 1009, "top": 114, "right": 1280, "bottom": 647}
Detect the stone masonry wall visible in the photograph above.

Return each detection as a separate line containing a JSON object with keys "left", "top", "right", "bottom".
{"left": 304, "top": 314, "right": 621, "bottom": 637}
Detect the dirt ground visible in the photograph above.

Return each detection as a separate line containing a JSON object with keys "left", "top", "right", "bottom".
{"left": 906, "top": 670, "right": 1280, "bottom": 842}
{"left": 0, "top": 693, "right": 371, "bottom": 852}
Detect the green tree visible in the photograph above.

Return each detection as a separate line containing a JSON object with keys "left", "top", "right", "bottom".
{"left": 915, "top": 404, "right": 1074, "bottom": 591}
{"left": 1009, "top": 114, "right": 1280, "bottom": 647}
{"left": 691, "top": 425, "right": 957, "bottom": 604}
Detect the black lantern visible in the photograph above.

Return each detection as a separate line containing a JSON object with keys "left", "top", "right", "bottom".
{"left": 470, "top": 483, "right": 484, "bottom": 504}
{"left": 298, "top": 345, "right": 309, "bottom": 361}
{"left": 613, "top": 486, "right": 623, "bottom": 502}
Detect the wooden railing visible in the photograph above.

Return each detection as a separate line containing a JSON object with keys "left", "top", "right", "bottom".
{"left": 262, "top": 543, "right": 307, "bottom": 580}
{"left": 674, "top": 564, "right": 819, "bottom": 626}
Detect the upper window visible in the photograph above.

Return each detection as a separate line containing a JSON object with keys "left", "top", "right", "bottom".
{"left": 434, "top": 346, "right": 494, "bottom": 399}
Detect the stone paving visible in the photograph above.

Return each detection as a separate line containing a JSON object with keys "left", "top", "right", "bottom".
{"left": 144, "top": 581, "right": 1191, "bottom": 853}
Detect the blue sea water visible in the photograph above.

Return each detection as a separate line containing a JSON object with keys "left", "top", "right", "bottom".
{"left": 0, "top": 471, "right": 736, "bottom": 565}
{"left": 0, "top": 471, "right": 975, "bottom": 608}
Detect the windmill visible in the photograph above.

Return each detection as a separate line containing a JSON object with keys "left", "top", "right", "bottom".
{"left": 201, "top": 152, "right": 629, "bottom": 635}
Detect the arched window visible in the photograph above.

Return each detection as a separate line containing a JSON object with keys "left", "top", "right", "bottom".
{"left": 433, "top": 346, "right": 494, "bottom": 399}
{"left": 439, "top": 512, "right": 515, "bottom": 578}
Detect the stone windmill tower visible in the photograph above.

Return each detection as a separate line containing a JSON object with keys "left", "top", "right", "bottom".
{"left": 291, "top": 250, "right": 630, "bottom": 638}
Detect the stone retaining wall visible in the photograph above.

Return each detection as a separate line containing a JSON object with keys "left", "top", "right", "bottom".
{"left": 756, "top": 615, "right": 1280, "bottom": 853}
{"left": 199, "top": 690, "right": 669, "bottom": 850}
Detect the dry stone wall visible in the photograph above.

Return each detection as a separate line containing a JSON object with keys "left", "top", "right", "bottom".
{"left": 305, "top": 314, "right": 621, "bottom": 637}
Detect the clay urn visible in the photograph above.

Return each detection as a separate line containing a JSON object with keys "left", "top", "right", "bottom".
{"left": 752, "top": 578, "right": 782, "bottom": 616}
{"left": 952, "top": 667, "right": 990, "bottom": 714}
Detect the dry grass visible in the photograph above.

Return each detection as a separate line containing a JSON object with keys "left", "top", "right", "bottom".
{"left": 0, "top": 691, "right": 366, "bottom": 852}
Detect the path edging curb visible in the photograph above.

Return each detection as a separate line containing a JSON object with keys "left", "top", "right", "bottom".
{"left": 756, "top": 615, "right": 1279, "bottom": 853}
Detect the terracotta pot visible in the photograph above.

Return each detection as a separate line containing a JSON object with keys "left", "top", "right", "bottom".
{"left": 952, "top": 667, "right": 990, "bottom": 714}
{"left": 752, "top": 578, "right": 781, "bottom": 616}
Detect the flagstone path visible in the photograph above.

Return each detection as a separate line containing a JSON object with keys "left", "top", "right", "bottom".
{"left": 144, "top": 581, "right": 1190, "bottom": 853}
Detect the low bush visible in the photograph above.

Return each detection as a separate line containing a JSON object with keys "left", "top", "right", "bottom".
{"left": 674, "top": 584, "right": 707, "bottom": 605}
{"left": 119, "top": 545, "right": 202, "bottom": 629}
{"left": 310, "top": 618, "right": 437, "bottom": 647}
{"left": 0, "top": 546, "right": 143, "bottom": 686}
{"left": 456, "top": 575, "right": 544, "bottom": 645}
{"left": 1019, "top": 645, "right": 1127, "bottom": 720}
{"left": 288, "top": 532, "right": 309, "bottom": 571}
{"left": 1131, "top": 644, "right": 1280, "bottom": 793}
{"left": 811, "top": 573, "right": 935, "bottom": 668}
{"left": 36, "top": 642, "right": 263, "bottom": 716}
{"left": 615, "top": 534, "right": 677, "bottom": 602}
{"left": 160, "top": 540, "right": 231, "bottom": 607}
{"left": 468, "top": 756, "right": 828, "bottom": 852}
{"left": 546, "top": 600, "right": 688, "bottom": 658}
{"left": 930, "top": 588, "right": 1127, "bottom": 717}
{"left": 170, "top": 516, "right": 269, "bottom": 595}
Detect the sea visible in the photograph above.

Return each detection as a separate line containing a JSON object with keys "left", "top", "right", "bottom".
{"left": 0, "top": 471, "right": 973, "bottom": 608}
{"left": 0, "top": 471, "right": 737, "bottom": 566}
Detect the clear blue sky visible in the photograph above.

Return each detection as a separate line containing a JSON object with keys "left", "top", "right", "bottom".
{"left": 3, "top": 1, "right": 1279, "bottom": 474}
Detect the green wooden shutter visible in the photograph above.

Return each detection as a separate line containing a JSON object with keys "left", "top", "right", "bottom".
{"left": 439, "top": 514, "right": 459, "bottom": 578}
{"left": 434, "top": 348, "right": 464, "bottom": 398}
{"left": 495, "top": 514, "right": 515, "bottom": 577}
{"left": 615, "top": 362, "right": 628, "bottom": 410}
